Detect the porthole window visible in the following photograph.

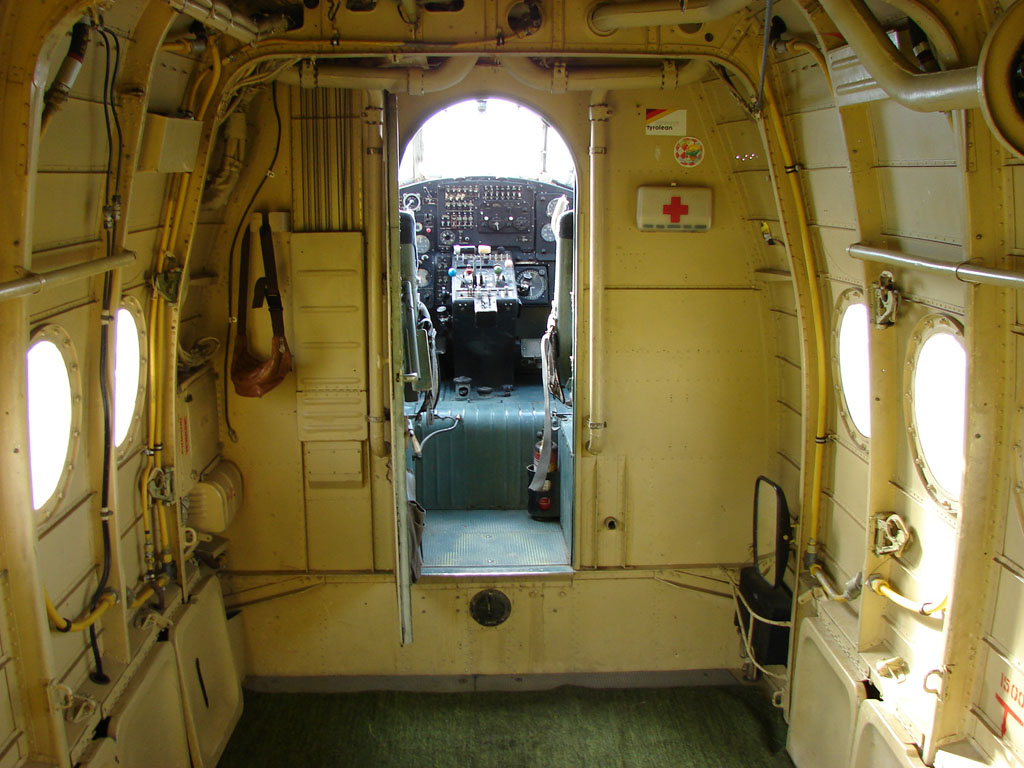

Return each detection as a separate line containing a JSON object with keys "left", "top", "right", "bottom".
{"left": 834, "top": 290, "right": 871, "bottom": 448}
{"left": 114, "top": 297, "right": 146, "bottom": 450}
{"left": 26, "top": 326, "right": 81, "bottom": 513}
{"left": 905, "top": 315, "right": 967, "bottom": 505}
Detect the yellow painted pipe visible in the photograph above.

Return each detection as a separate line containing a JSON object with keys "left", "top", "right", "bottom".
{"left": 161, "top": 40, "right": 194, "bottom": 55}
{"left": 764, "top": 85, "right": 829, "bottom": 567}
{"left": 869, "top": 575, "right": 947, "bottom": 616}
{"left": 44, "top": 589, "right": 117, "bottom": 633}
{"left": 146, "top": 43, "right": 223, "bottom": 569}
{"left": 786, "top": 39, "right": 832, "bottom": 93}
{"left": 129, "top": 575, "right": 170, "bottom": 610}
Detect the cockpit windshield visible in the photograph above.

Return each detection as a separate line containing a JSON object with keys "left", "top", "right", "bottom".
{"left": 399, "top": 98, "right": 575, "bottom": 186}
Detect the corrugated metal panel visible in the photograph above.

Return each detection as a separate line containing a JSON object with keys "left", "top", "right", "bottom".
{"left": 289, "top": 231, "right": 368, "bottom": 442}
{"left": 415, "top": 388, "right": 545, "bottom": 510}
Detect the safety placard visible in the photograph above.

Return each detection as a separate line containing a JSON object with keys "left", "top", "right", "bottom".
{"left": 645, "top": 108, "right": 687, "bottom": 136}
{"left": 636, "top": 186, "right": 712, "bottom": 232}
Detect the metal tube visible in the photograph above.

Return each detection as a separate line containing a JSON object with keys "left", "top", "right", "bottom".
{"left": 589, "top": 0, "right": 752, "bottom": 34}
{"left": 819, "top": 0, "right": 979, "bottom": 112}
{"left": 849, "top": 243, "right": 1024, "bottom": 288}
{"left": 166, "top": 0, "right": 258, "bottom": 42}
{"left": 364, "top": 91, "right": 387, "bottom": 458}
{"left": 0, "top": 250, "right": 136, "bottom": 303}
{"left": 279, "top": 56, "right": 478, "bottom": 95}
{"left": 586, "top": 91, "right": 609, "bottom": 455}
{"left": 501, "top": 56, "right": 705, "bottom": 93}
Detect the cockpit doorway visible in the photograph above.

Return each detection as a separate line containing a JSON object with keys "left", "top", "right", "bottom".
{"left": 393, "top": 97, "right": 578, "bottom": 577}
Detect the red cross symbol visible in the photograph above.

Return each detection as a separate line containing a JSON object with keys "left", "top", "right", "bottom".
{"left": 662, "top": 196, "right": 689, "bottom": 222}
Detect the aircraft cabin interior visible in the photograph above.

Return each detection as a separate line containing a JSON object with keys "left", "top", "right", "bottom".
{"left": 2, "top": 0, "right": 1024, "bottom": 766}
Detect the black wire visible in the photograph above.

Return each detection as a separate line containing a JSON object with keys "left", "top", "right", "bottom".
{"left": 95, "top": 23, "right": 113, "bottom": 214}
{"left": 88, "top": 21, "right": 118, "bottom": 685}
{"left": 107, "top": 29, "right": 123, "bottom": 195}
{"left": 222, "top": 82, "right": 283, "bottom": 442}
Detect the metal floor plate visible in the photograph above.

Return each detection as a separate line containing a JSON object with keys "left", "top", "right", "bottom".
{"left": 421, "top": 509, "right": 570, "bottom": 574}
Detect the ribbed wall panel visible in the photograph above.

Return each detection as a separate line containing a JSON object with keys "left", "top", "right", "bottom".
{"left": 415, "top": 390, "right": 546, "bottom": 510}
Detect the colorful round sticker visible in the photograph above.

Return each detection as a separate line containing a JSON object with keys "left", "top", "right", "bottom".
{"left": 674, "top": 136, "right": 704, "bottom": 167}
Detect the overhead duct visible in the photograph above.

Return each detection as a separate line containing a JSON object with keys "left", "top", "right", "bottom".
{"left": 278, "top": 56, "right": 479, "bottom": 95}
{"left": 500, "top": 56, "right": 706, "bottom": 92}
{"left": 821, "top": 0, "right": 1024, "bottom": 157}
{"left": 589, "top": 0, "right": 752, "bottom": 34}
{"left": 164, "top": 0, "right": 291, "bottom": 44}
{"left": 819, "top": 0, "right": 979, "bottom": 112}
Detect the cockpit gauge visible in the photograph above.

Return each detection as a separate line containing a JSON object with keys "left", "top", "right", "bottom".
{"left": 402, "top": 193, "right": 421, "bottom": 211}
{"left": 516, "top": 267, "right": 547, "bottom": 301}
{"left": 415, "top": 234, "right": 430, "bottom": 254}
{"left": 417, "top": 267, "right": 430, "bottom": 287}
{"left": 540, "top": 223, "right": 555, "bottom": 242}
{"left": 546, "top": 196, "right": 565, "bottom": 218}
{"left": 439, "top": 230, "right": 456, "bottom": 246}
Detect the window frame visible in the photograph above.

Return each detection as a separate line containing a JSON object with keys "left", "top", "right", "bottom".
{"left": 26, "top": 324, "right": 83, "bottom": 519}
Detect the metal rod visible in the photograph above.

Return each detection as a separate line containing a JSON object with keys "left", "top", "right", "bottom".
{"left": 0, "top": 250, "right": 136, "bottom": 303}
{"left": 849, "top": 244, "right": 1024, "bottom": 289}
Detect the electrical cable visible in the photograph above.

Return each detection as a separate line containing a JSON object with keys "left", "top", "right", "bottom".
{"left": 82, "top": 20, "right": 123, "bottom": 684}
{"left": 222, "top": 82, "right": 282, "bottom": 442}
{"left": 752, "top": 0, "right": 774, "bottom": 113}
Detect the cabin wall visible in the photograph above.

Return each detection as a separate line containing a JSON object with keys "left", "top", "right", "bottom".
{"left": 4, "top": 0, "right": 1024, "bottom": 766}
{"left": 221, "top": 61, "right": 782, "bottom": 676}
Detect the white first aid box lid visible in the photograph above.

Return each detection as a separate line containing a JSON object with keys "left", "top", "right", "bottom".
{"left": 636, "top": 186, "right": 712, "bottom": 232}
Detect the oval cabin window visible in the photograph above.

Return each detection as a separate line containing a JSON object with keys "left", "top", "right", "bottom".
{"left": 908, "top": 320, "right": 967, "bottom": 502}
{"left": 836, "top": 298, "right": 871, "bottom": 441}
{"left": 114, "top": 302, "right": 145, "bottom": 448}
{"left": 26, "top": 330, "right": 77, "bottom": 511}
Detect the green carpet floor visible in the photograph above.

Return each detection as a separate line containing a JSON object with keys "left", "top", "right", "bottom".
{"left": 218, "top": 685, "right": 795, "bottom": 768}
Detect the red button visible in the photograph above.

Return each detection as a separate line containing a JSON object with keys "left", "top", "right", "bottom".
{"left": 538, "top": 497, "right": 552, "bottom": 511}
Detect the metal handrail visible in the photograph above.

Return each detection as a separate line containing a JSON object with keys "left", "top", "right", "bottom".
{"left": 0, "top": 250, "right": 136, "bottom": 303}
{"left": 849, "top": 244, "right": 1024, "bottom": 289}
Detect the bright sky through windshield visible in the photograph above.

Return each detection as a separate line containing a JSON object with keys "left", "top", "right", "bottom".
{"left": 400, "top": 98, "right": 574, "bottom": 185}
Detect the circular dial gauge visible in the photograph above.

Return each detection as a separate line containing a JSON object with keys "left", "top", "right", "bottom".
{"left": 516, "top": 267, "right": 547, "bottom": 301}
{"left": 439, "top": 230, "right": 456, "bottom": 246}
{"left": 402, "top": 193, "right": 421, "bottom": 211}
{"left": 540, "top": 223, "right": 555, "bottom": 242}
{"left": 416, "top": 267, "right": 430, "bottom": 287}
{"left": 415, "top": 234, "right": 430, "bottom": 254}
{"left": 546, "top": 196, "right": 564, "bottom": 217}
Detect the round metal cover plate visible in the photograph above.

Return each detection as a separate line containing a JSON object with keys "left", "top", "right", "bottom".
{"left": 470, "top": 589, "right": 511, "bottom": 627}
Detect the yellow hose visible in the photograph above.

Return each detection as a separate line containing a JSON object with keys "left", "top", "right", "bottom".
{"left": 129, "top": 575, "right": 171, "bottom": 610}
{"left": 764, "top": 84, "right": 829, "bottom": 566}
{"left": 196, "top": 44, "right": 221, "bottom": 123}
{"left": 44, "top": 589, "right": 117, "bottom": 633}
{"left": 161, "top": 40, "right": 194, "bottom": 55}
{"left": 869, "top": 576, "right": 947, "bottom": 616}
{"left": 147, "top": 44, "right": 223, "bottom": 570}
{"left": 786, "top": 39, "right": 833, "bottom": 93}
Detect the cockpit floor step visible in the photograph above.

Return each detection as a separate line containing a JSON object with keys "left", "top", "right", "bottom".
{"left": 421, "top": 508, "right": 569, "bottom": 571}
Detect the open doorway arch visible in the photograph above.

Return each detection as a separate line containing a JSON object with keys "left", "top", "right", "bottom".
{"left": 392, "top": 95, "right": 579, "bottom": 579}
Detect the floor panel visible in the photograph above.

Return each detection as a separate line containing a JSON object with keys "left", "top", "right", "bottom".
{"left": 421, "top": 509, "right": 570, "bottom": 572}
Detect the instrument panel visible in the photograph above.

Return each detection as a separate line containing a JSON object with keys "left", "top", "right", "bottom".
{"left": 400, "top": 176, "right": 573, "bottom": 261}
{"left": 401, "top": 176, "right": 573, "bottom": 369}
